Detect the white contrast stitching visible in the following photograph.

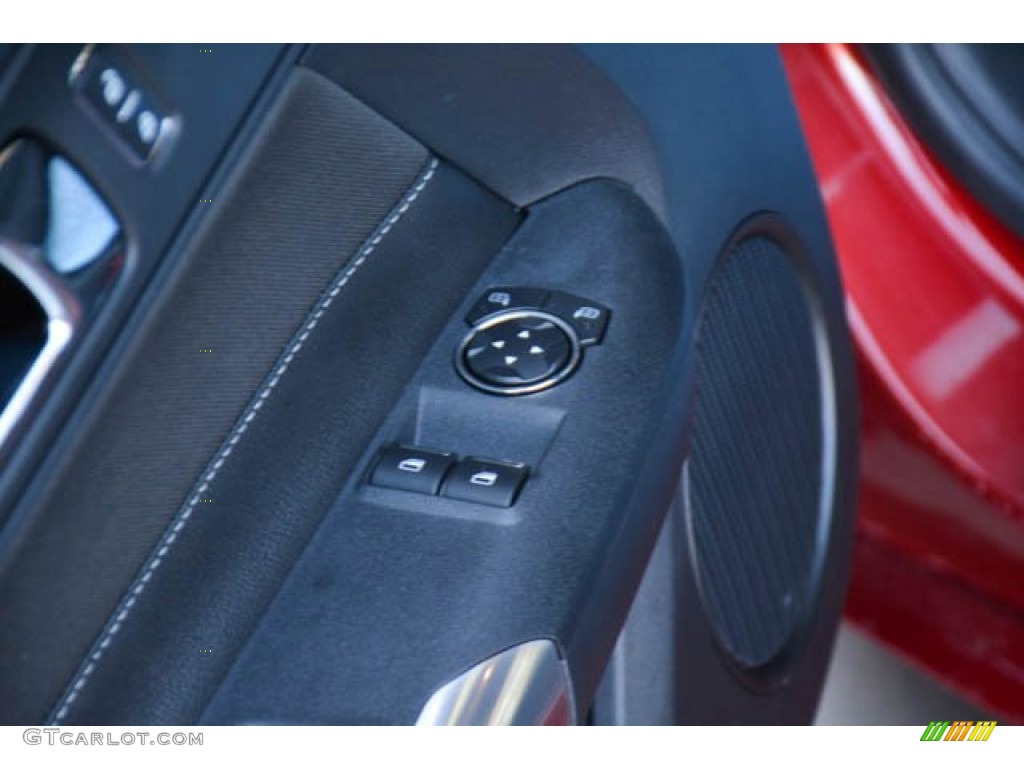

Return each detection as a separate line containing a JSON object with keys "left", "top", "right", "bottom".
{"left": 50, "top": 158, "right": 439, "bottom": 724}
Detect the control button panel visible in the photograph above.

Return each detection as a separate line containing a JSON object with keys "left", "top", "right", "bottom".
{"left": 441, "top": 458, "right": 529, "bottom": 508}
{"left": 370, "top": 445, "right": 455, "bottom": 495}
{"left": 70, "top": 47, "right": 177, "bottom": 164}
{"left": 465, "top": 286, "right": 610, "bottom": 347}
{"left": 458, "top": 286, "right": 610, "bottom": 396}
{"left": 368, "top": 445, "right": 530, "bottom": 508}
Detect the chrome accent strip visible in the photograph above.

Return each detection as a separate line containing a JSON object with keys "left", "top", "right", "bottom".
{"left": 0, "top": 239, "right": 80, "bottom": 451}
{"left": 416, "top": 639, "right": 576, "bottom": 726}
{"left": 67, "top": 44, "right": 96, "bottom": 84}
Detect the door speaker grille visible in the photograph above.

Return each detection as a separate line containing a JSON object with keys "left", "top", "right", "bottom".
{"left": 686, "top": 228, "right": 834, "bottom": 672}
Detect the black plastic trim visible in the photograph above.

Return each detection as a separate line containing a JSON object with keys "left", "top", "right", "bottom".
{"left": 864, "top": 44, "right": 1024, "bottom": 240}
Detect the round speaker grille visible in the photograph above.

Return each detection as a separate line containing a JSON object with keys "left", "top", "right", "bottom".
{"left": 686, "top": 232, "right": 834, "bottom": 671}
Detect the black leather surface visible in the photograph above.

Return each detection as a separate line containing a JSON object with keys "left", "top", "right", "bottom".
{"left": 302, "top": 44, "right": 667, "bottom": 222}
{"left": 0, "top": 66, "right": 435, "bottom": 724}
{"left": 53, "top": 160, "right": 519, "bottom": 725}
{"left": 201, "top": 181, "right": 686, "bottom": 725}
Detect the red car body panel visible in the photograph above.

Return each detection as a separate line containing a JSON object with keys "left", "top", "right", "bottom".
{"left": 780, "top": 43, "right": 1024, "bottom": 720}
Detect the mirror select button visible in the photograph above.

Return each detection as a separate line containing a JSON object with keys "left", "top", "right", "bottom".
{"left": 370, "top": 445, "right": 455, "bottom": 495}
{"left": 465, "top": 286, "right": 549, "bottom": 325}
{"left": 442, "top": 458, "right": 529, "bottom": 508}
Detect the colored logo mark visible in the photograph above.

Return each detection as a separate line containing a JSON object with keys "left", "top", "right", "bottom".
{"left": 920, "top": 721, "right": 996, "bottom": 741}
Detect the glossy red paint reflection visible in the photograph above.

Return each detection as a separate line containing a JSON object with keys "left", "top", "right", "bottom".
{"left": 781, "top": 44, "right": 1024, "bottom": 719}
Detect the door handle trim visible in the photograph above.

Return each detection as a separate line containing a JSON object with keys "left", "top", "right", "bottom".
{"left": 416, "top": 639, "right": 575, "bottom": 726}
{"left": 0, "top": 239, "right": 80, "bottom": 454}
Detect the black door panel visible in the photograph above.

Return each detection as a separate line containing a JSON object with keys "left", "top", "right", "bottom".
{"left": 0, "top": 44, "right": 856, "bottom": 725}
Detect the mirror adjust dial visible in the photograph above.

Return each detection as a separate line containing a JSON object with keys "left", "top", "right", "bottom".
{"left": 456, "top": 310, "right": 581, "bottom": 396}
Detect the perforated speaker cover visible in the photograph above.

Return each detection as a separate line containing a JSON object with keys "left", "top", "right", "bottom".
{"left": 686, "top": 227, "right": 834, "bottom": 671}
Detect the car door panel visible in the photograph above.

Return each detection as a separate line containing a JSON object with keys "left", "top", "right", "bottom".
{"left": 0, "top": 44, "right": 856, "bottom": 725}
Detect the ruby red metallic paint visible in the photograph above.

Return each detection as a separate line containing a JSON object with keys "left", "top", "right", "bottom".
{"left": 780, "top": 43, "right": 1024, "bottom": 720}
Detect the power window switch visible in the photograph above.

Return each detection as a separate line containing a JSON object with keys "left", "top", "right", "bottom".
{"left": 370, "top": 445, "right": 455, "bottom": 495}
{"left": 442, "top": 458, "right": 529, "bottom": 508}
